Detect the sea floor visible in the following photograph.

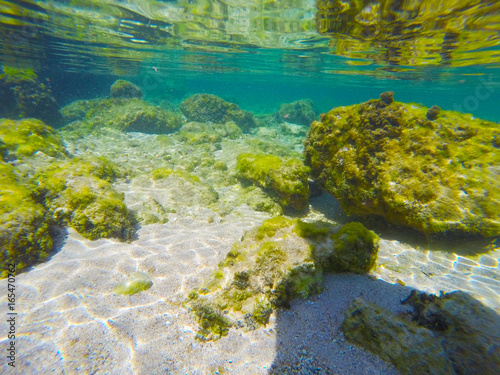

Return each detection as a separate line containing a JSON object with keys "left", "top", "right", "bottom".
{"left": 1, "top": 125, "right": 498, "bottom": 374}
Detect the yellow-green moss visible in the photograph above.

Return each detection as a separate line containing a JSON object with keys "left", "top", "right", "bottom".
{"left": 113, "top": 271, "right": 152, "bottom": 295}
{"left": 254, "top": 216, "right": 293, "bottom": 240}
{"left": 236, "top": 153, "right": 310, "bottom": 210}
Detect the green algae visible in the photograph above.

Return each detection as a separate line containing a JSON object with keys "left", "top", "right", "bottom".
{"left": 113, "top": 271, "right": 153, "bottom": 295}
{"left": 304, "top": 94, "right": 500, "bottom": 237}
{"left": 187, "top": 217, "right": 380, "bottom": 339}
{"left": 236, "top": 153, "right": 310, "bottom": 210}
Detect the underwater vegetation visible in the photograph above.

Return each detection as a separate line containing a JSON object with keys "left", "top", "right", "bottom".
{"left": 180, "top": 93, "right": 256, "bottom": 132}
{"left": 0, "top": 118, "right": 136, "bottom": 275}
{"left": 187, "top": 217, "right": 379, "bottom": 340}
{"left": 110, "top": 79, "right": 143, "bottom": 99}
{"left": 0, "top": 67, "right": 63, "bottom": 127}
{"left": 236, "top": 153, "right": 310, "bottom": 211}
{"left": 304, "top": 92, "right": 500, "bottom": 237}
{"left": 113, "top": 271, "right": 153, "bottom": 295}
{"left": 343, "top": 291, "right": 500, "bottom": 375}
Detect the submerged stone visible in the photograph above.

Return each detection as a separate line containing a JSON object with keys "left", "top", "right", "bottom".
{"left": 274, "top": 99, "right": 319, "bottom": 126}
{"left": 110, "top": 79, "right": 143, "bottom": 99}
{"left": 180, "top": 93, "right": 256, "bottom": 132}
{"left": 236, "top": 153, "right": 310, "bottom": 211}
{"left": 187, "top": 217, "right": 379, "bottom": 340}
{"left": 304, "top": 93, "right": 500, "bottom": 237}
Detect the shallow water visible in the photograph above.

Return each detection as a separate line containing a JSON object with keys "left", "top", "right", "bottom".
{"left": 1, "top": 1, "right": 499, "bottom": 374}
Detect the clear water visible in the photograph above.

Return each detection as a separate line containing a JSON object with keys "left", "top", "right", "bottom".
{"left": 1, "top": 1, "right": 499, "bottom": 374}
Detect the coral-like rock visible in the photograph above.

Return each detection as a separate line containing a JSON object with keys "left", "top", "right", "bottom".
{"left": 180, "top": 94, "right": 256, "bottom": 132}
{"left": 187, "top": 218, "right": 379, "bottom": 340}
{"left": 110, "top": 79, "right": 143, "bottom": 99}
{"left": 275, "top": 99, "right": 319, "bottom": 126}
{"left": 236, "top": 153, "right": 310, "bottom": 211}
{"left": 0, "top": 66, "right": 63, "bottom": 127}
{"left": 304, "top": 94, "right": 500, "bottom": 237}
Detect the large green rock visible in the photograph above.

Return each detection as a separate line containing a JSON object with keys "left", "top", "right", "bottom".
{"left": 60, "top": 98, "right": 183, "bottom": 138}
{"left": 110, "top": 79, "right": 142, "bottom": 99}
{"left": 343, "top": 291, "right": 500, "bottom": 375}
{"left": 304, "top": 92, "right": 500, "bottom": 237}
{"left": 275, "top": 99, "right": 318, "bottom": 126}
{"left": 180, "top": 94, "right": 256, "bottom": 132}
{"left": 0, "top": 66, "right": 63, "bottom": 127}
{"left": 187, "top": 217, "right": 379, "bottom": 340}
{"left": 0, "top": 162, "right": 53, "bottom": 277}
{"left": 236, "top": 153, "right": 310, "bottom": 211}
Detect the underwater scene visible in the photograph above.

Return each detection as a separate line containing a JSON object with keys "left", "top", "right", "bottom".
{"left": 0, "top": 0, "right": 499, "bottom": 374}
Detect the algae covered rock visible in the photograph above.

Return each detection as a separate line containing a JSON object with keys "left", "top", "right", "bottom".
{"left": 0, "top": 118, "right": 67, "bottom": 160}
{"left": 113, "top": 271, "right": 152, "bottom": 295}
{"left": 304, "top": 93, "right": 500, "bottom": 237}
{"left": 0, "top": 162, "right": 53, "bottom": 277}
{"left": 0, "top": 66, "right": 63, "bottom": 127}
{"left": 110, "top": 79, "right": 143, "bottom": 99}
{"left": 187, "top": 217, "right": 379, "bottom": 340}
{"left": 236, "top": 153, "right": 310, "bottom": 211}
{"left": 180, "top": 94, "right": 256, "bottom": 131}
{"left": 33, "top": 156, "right": 136, "bottom": 242}
{"left": 343, "top": 291, "right": 500, "bottom": 375}
{"left": 60, "top": 98, "right": 183, "bottom": 138}
{"left": 342, "top": 298, "right": 455, "bottom": 375}
{"left": 275, "top": 99, "right": 318, "bottom": 126}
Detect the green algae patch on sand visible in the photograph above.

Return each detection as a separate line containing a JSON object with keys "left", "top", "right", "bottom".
{"left": 187, "top": 217, "right": 380, "bottom": 339}
{"left": 113, "top": 271, "right": 153, "bottom": 295}
{"left": 343, "top": 291, "right": 500, "bottom": 375}
{"left": 0, "top": 118, "right": 67, "bottom": 159}
{"left": 0, "top": 162, "right": 53, "bottom": 276}
{"left": 236, "top": 153, "right": 310, "bottom": 211}
{"left": 304, "top": 93, "right": 500, "bottom": 237}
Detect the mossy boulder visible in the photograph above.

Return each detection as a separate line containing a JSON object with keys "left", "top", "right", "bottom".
{"left": 342, "top": 298, "right": 455, "bottom": 374}
{"left": 304, "top": 93, "right": 500, "bottom": 237}
{"left": 0, "top": 118, "right": 67, "bottom": 160}
{"left": 0, "top": 162, "right": 53, "bottom": 277}
{"left": 32, "top": 156, "right": 136, "bottom": 241}
{"left": 187, "top": 217, "right": 379, "bottom": 340}
{"left": 343, "top": 291, "right": 500, "bottom": 375}
{"left": 110, "top": 79, "right": 143, "bottom": 99}
{"left": 236, "top": 153, "right": 310, "bottom": 211}
{"left": 180, "top": 94, "right": 256, "bottom": 132}
{"left": 60, "top": 98, "right": 183, "bottom": 138}
{"left": 275, "top": 99, "right": 318, "bottom": 126}
{"left": 0, "top": 66, "right": 63, "bottom": 127}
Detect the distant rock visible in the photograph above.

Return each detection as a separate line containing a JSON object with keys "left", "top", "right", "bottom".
{"left": 180, "top": 94, "right": 256, "bottom": 132}
{"left": 110, "top": 79, "right": 143, "bottom": 99}
{"left": 0, "top": 66, "right": 63, "bottom": 127}
{"left": 304, "top": 92, "right": 500, "bottom": 237}
{"left": 275, "top": 99, "right": 318, "bottom": 126}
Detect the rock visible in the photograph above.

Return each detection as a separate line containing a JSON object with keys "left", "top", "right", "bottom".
{"left": 304, "top": 94, "right": 500, "bottom": 237}
{"left": 343, "top": 291, "right": 500, "bottom": 375}
{"left": 0, "top": 162, "right": 53, "bottom": 277}
{"left": 187, "top": 217, "right": 379, "bottom": 340}
{"left": 342, "top": 298, "right": 455, "bottom": 375}
{"left": 180, "top": 94, "right": 256, "bottom": 131}
{"left": 427, "top": 105, "right": 441, "bottom": 120}
{"left": 275, "top": 99, "right": 319, "bottom": 126}
{"left": 60, "top": 98, "right": 183, "bottom": 138}
{"left": 0, "top": 66, "right": 63, "bottom": 127}
{"left": 236, "top": 153, "right": 310, "bottom": 211}
{"left": 110, "top": 79, "right": 143, "bottom": 99}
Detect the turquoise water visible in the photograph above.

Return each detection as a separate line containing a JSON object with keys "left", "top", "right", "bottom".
{"left": 1, "top": 1, "right": 500, "bottom": 374}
